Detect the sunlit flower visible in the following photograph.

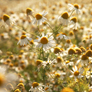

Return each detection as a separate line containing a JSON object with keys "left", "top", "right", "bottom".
{"left": 56, "top": 32, "right": 69, "bottom": 40}
{"left": 26, "top": 8, "right": 33, "bottom": 16}
{"left": 59, "top": 12, "right": 69, "bottom": 26}
{"left": 17, "top": 35, "right": 32, "bottom": 46}
{"left": 32, "top": 11, "right": 48, "bottom": 25}
{"left": 61, "top": 87, "right": 75, "bottom": 92}
{"left": 70, "top": 66, "right": 83, "bottom": 79}
{"left": 29, "top": 82, "right": 44, "bottom": 92}
{"left": 2, "top": 14, "right": 15, "bottom": 26}
{"left": 68, "top": 4, "right": 81, "bottom": 14}
{"left": 54, "top": 71, "right": 66, "bottom": 80}
{"left": 34, "top": 33, "right": 55, "bottom": 50}
{"left": 69, "top": 17, "right": 80, "bottom": 29}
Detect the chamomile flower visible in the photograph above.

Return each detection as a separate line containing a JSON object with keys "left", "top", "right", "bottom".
{"left": 26, "top": 8, "right": 33, "bottom": 16}
{"left": 61, "top": 87, "right": 75, "bottom": 92}
{"left": 2, "top": 14, "right": 15, "bottom": 26}
{"left": 29, "top": 82, "right": 44, "bottom": 92}
{"left": 34, "top": 33, "right": 55, "bottom": 50}
{"left": 69, "top": 17, "right": 80, "bottom": 29}
{"left": 68, "top": 4, "right": 81, "bottom": 14}
{"left": 17, "top": 35, "right": 32, "bottom": 46}
{"left": 32, "top": 11, "right": 48, "bottom": 25}
{"left": 56, "top": 32, "right": 69, "bottom": 40}
{"left": 70, "top": 66, "right": 83, "bottom": 79}
{"left": 59, "top": 12, "right": 69, "bottom": 26}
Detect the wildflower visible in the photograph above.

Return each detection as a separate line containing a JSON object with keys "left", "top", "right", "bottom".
{"left": 26, "top": 8, "right": 33, "bottom": 16}
{"left": 68, "top": 48, "right": 76, "bottom": 55}
{"left": 85, "top": 50, "right": 92, "bottom": 57}
{"left": 68, "top": 3, "right": 81, "bottom": 14}
{"left": 17, "top": 35, "right": 32, "bottom": 46}
{"left": 14, "top": 89, "right": 21, "bottom": 92}
{"left": 3, "top": 14, "right": 10, "bottom": 26}
{"left": 77, "top": 54, "right": 89, "bottom": 66}
{"left": 56, "top": 32, "right": 68, "bottom": 40}
{"left": 2, "top": 14, "right": 15, "bottom": 26}
{"left": 75, "top": 48, "right": 82, "bottom": 55}
{"left": 54, "top": 71, "right": 66, "bottom": 80}
{"left": 54, "top": 47, "right": 61, "bottom": 54}
{"left": 56, "top": 57, "right": 63, "bottom": 63}
{"left": 32, "top": 11, "right": 48, "bottom": 25}
{"left": 70, "top": 66, "right": 83, "bottom": 79}
{"left": 29, "top": 82, "right": 44, "bottom": 92}
{"left": 70, "top": 17, "right": 79, "bottom": 29}
{"left": 59, "top": 12, "right": 69, "bottom": 26}
{"left": 34, "top": 33, "right": 55, "bottom": 50}
{"left": 36, "top": 60, "right": 43, "bottom": 66}
{"left": 61, "top": 87, "right": 75, "bottom": 92}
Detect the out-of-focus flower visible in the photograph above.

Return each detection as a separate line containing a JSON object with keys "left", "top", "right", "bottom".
{"left": 58, "top": 12, "right": 69, "bottom": 26}
{"left": 34, "top": 33, "right": 55, "bottom": 50}
{"left": 56, "top": 32, "right": 68, "bottom": 40}
{"left": 68, "top": 4, "right": 81, "bottom": 14}
{"left": 70, "top": 66, "right": 83, "bottom": 79}
{"left": 2, "top": 14, "right": 15, "bottom": 26}
{"left": 69, "top": 17, "right": 80, "bottom": 29}
{"left": 26, "top": 8, "right": 33, "bottom": 16}
{"left": 32, "top": 11, "right": 48, "bottom": 25}
{"left": 17, "top": 35, "right": 32, "bottom": 46}
{"left": 29, "top": 82, "right": 44, "bottom": 92}
{"left": 61, "top": 87, "right": 75, "bottom": 92}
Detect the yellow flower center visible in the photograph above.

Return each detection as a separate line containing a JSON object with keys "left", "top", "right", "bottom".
{"left": 35, "top": 13, "right": 42, "bottom": 20}
{"left": 66, "top": 61, "right": 70, "bottom": 64}
{"left": 69, "top": 31, "right": 74, "bottom": 36}
{"left": 9, "top": 55, "right": 14, "bottom": 59}
{"left": 40, "top": 37, "right": 48, "bottom": 44}
{"left": 57, "top": 57, "right": 63, "bottom": 63}
{"left": 20, "top": 61, "right": 24, "bottom": 64}
{"left": 18, "top": 55, "right": 22, "bottom": 59}
{"left": 70, "top": 17, "right": 77, "bottom": 23}
{"left": 75, "top": 48, "right": 82, "bottom": 55}
{"left": 21, "top": 35, "right": 27, "bottom": 39}
{"left": 0, "top": 73, "right": 5, "bottom": 87}
{"left": 36, "top": 60, "right": 43, "bottom": 66}
{"left": 3, "top": 14, "right": 10, "bottom": 22}
{"left": 61, "top": 87, "right": 74, "bottom": 92}
{"left": 54, "top": 47, "right": 61, "bottom": 54}
{"left": 14, "top": 89, "right": 21, "bottom": 92}
{"left": 55, "top": 73, "right": 61, "bottom": 78}
{"left": 74, "top": 4, "right": 79, "bottom": 9}
{"left": 26, "top": 8, "right": 33, "bottom": 15}
{"left": 66, "top": 39, "right": 71, "bottom": 44}
{"left": 68, "top": 48, "right": 76, "bottom": 55}
{"left": 20, "top": 50, "right": 24, "bottom": 54}
{"left": 61, "top": 12, "right": 69, "bottom": 19}
{"left": 74, "top": 71, "right": 79, "bottom": 76}
{"left": 17, "top": 83, "right": 24, "bottom": 88}
{"left": 85, "top": 50, "right": 92, "bottom": 57}
{"left": 6, "top": 59, "right": 11, "bottom": 63}
{"left": 81, "top": 54, "right": 88, "bottom": 60}
{"left": 32, "top": 82, "right": 39, "bottom": 88}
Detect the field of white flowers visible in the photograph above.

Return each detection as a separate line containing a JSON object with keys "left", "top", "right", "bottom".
{"left": 0, "top": 0, "right": 92, "bottom": 92}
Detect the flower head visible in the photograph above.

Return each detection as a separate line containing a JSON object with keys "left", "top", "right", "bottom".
{"left": 34, "top": 33, "right": 55, "bottom": 50}
{"left": 32, "top": 11, "right": 48, "bottom": 25}
{"left": 59, "top": 12, "right": 69, "bottom": 26}
{"left": 68, "top": 3, "right": 81, "bottom": 14}
{"left": 61, "top": 87, "right": 75, "bottom": 92}
{"left": 17, "top": 35, "right": 32, "bottom": 46}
